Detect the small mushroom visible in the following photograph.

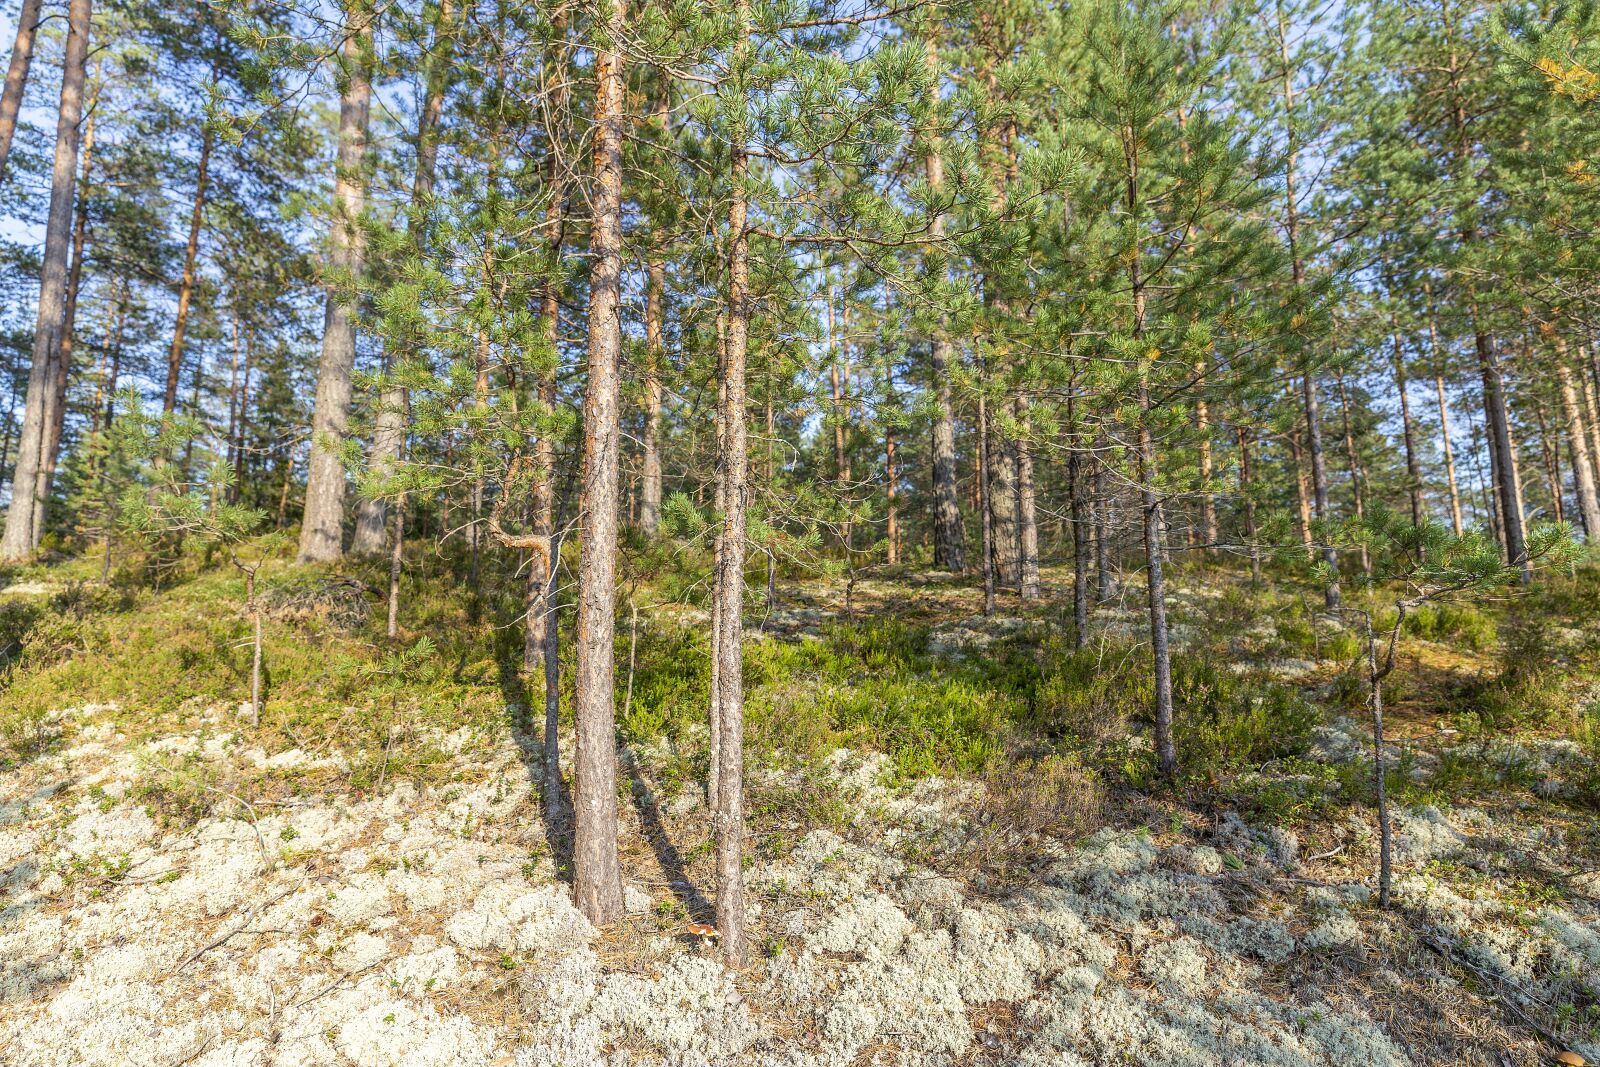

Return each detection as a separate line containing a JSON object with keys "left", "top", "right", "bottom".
{"left": 686, "top": 922, "right": 721, "bottom": 949}
{"left": 1555, "top": 1053, "right": 1586, "bottom": 1067}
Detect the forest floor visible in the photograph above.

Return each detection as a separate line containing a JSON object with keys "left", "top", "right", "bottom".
{"left": 0, "top": 551, "right": 1597, "bottom": 1066}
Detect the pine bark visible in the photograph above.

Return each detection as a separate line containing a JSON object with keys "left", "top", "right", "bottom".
{"left": 1238, "top": 426, "right": 1261, "bottom": 580}
{"left": 1015, "top": 395, "right": 1040, "bottom": 601}
{"left": 350, "top": 9, "right": 450, "bottom": 554}
{"left": 1194, "top": 358, "right": 1217, "bottom": 550}
{"left": 1422, "top": 287, "right": 1464, "bottom": 535}
{"left": 713, "top": 0, "right": 752, "bottom": 965}
{"left": 1556, "top": 347, "right": 1600, "bottom": 538}
{"left": 976, "top": 395, "right": 995, "bottom": 615}
{"left": 1335, "top": 370, "right": 1371, "bottom": 575}
{"left": 529, "top": 3, "right": 569, "bottom": 831}
{"left": 1126, "top": 139, "right": 1175, "bottom": 777}
{"left": 883, "top": 356, "right": 898, "bottom": 565}
{"left": 297, "top": 21, "right": 371, "bottom": 563}
{"left": 1, "top": 0, "right": 90, "bottom": 560}
{"left": 0, "top": 0, "right": 41, "bottom": 179}
{"left": 1441, "top": 13, "right": 1527, "bottom": 579}
{"left": 987, "top": 428, "right": 1019, "bottom": 587}
{"left": 1582, "top": 346, "right": 1600, "bottom": 490}
{"left": 1067, "top": 383, "right": 1088, "bottom": 646}
{"left": 1277, "top": 0, "right": 1338, "bottom": 609}
{"left": 571, "top": 0, "right": 627, "bottom": 926}
{"left": 640, "top": 241, "right": 665, "bottom": 533}
{"left": 921, "top": 29, "right": 963, "bottom": 572}
{"left": 36, "top": 79, "right": 96, "bottom": 538}
{"left": 163, "top": 118, "right": 213, "bottom": 414}
{"left": 1389, "top": 325, "right": 1424, "bottom": 526}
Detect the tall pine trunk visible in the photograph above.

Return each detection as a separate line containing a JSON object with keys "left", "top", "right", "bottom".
{"left": 1442, "top": 15, "right": 1527, "bottom": 579}
{"left": 1277, "top": 0, "right": 1338, "bottom": 609}
{"left": 297, "top": 20, "right": 371, "bottom": 563}
{"left": 1238, "top": 426, "right": 1261, "bottom": 580}
{"left": 528, "top": 3, "right": 568, "bottom": 832}
{"left": 1015, "top": 395, "right": 1040, "bottom": 601}
{"left": 1067, "top": 382, "right": 1088, "bottom": 646}
{"left": 1556, "top": 345, "right": 1600, "bottom": 538}
{"left": 1126, "top": 138, "right": 1176, "bottom": 777}
{"left": 1423, "top": 286, "right": 1464, "bottom": 535}
{"left": 351, "top": 3, "right": 451, "bottom": 554}
{"left": 976, "top": 394, "right": 995, "bottom": 615}
{"left": 1194, "top": 357, "right": 1217, "bottom": 550}
{"left": 1388, "top": 324, "right": 1424, "bottom": 526}
{"left": 35, "top": 76, "right": 96, "bottom": 538}
{"left": 0, "top": 0, "right": 40, "bottom": 179}
{"left": 883, "top": 353, "right": 898, "bottom": 565}
{"left": 921, "top": 28, "right": 963, "bottom": 572}
{"left": 1335, "top": 370, "right": 1371, "bottom": 575}
{"left": 640, "top": 240, "right": 665, "bottom": 533}
{"left": 712, "top": 0, "right": 753, "bottom": 965}
{"left": 1, "top": 0, "right": 90, "bottom": 560}
{"left": 163, "top": 113, "right": 213, "bottom": 414}
{"left": 571, "top": 0, "right": 627, "bottom": 926}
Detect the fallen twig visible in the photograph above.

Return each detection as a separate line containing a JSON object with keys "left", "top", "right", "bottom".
{"left": 170, "top": 885, "right": 294, "bottom": 973}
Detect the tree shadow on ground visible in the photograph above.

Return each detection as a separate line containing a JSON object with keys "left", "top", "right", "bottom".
{"left": 620, "top": 744, "right": 714, "bottom": 922}
{"left": 495, "top": 640, "right": 573, "bottom": 882}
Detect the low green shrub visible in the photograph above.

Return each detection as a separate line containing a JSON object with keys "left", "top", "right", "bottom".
{"left": 1403, "top": 602, "right": 1497, "bottom": 651}
{"left": 1171, "top": 655, "right": 1318, "bottom": 772}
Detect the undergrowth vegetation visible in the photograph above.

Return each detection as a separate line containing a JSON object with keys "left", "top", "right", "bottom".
{"left": 3, "top": 547, "right": 1599, "bottom": 843}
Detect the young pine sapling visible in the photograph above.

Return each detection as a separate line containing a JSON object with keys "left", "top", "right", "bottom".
{"left": 1343, "top": 504, "right": 1572, "bottom": 906}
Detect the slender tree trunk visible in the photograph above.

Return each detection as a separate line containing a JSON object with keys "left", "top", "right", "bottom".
{"left": 297, "top": 22, "right": 370, "bottom": 563}
{"left": 1423, "top": 287, "right": 1464, "bottom": 535}
{"left": 884, "top": 357, "right": 898, "bottom": 566}
{"left": 827, "top": 282, "right": 850, "bottom": 546}
{"left": 1, "top": 0, "right": 90, "bottom": 560}
{"left": 1441, "top": 16, "right": 1527, "bottom": 579}
{"left": 351, "top": 3, "right": 452, "bottom": 554}
{"left": 1474, "top": 324, "right": 1527, "bottom": 578}
{"left": 1557, "top": 347, "right": 1600, "bottom": 538}
{"left": 713, "top": 0, "right": 752, "bottom": 966}
{"left": 1277, "top": 0, "right": 1338, "bottom": 609}
{"left": 1068, "top": 385, "right": 1088, "bottom": 646}
{"left": 1015, "top": 395, "right": 1040, "bottom": 601}
{"left": 571, "top": 0, "right": 626, "bottom": 926}
{"left": 35, "top": 75, "right": 96, "bottom": 536}
{"left": 708, "top": 313, "right": 726, "bottom": 814}
{"left": 1238, "top": 426, "right": 1261, "bottom": 580}
{"left": 1194, "top": 358, "right": 1217, "bottom": 551}
{"left": 921, "top": 29, "right": 963, "bottom": 572}
{"left": 987, "top": 422, "right": 1019, "bottom": 587}
{"left": 1, "top": 390, "right": 16, "bottom": 487}
{"left": 1528, "top": 387, "right": 1562, "bottom": 525}
{"left": 1093, "top": 448, "right": 1112, "bottom": 600}
{"left": 1390, "top": 327, "right": 1424, "bottom": 526}
{"left": 1367, "top": 612, "right": 1396, "bottom": 910}
{"left": 640, "top": 238, "right": 665, "bottom": 534}
{"left": 1285, "top": 420, "right": 1312, "bottom": 552}
{"left": 530, "top": 1, "right": 567, "bottom": 832}
{"left": 1335, "top": 371, "right": 1371, "bottom": 575}
{"left": 231, "top": 328, "right": 253, "bottom": 502}
{"left": 1582, "top": 345, "right": 1600, "bottom": 490}
{"left": 0, "top": 0, "right": 41, "bottom": 179}
{"left": 765, "top": 393, "right": 777, "bottom": 607}
{"left": 276, "top": 445, "right": 294, "bottom": 529}
{"left": 1126, "top": 140, "right": 1176, "bottom": 777}
{"left": 163, "top": 115, "right": 213, "bottom": 414}
{"left": 976, "top": 395, "right": 995, "bottom": 615}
